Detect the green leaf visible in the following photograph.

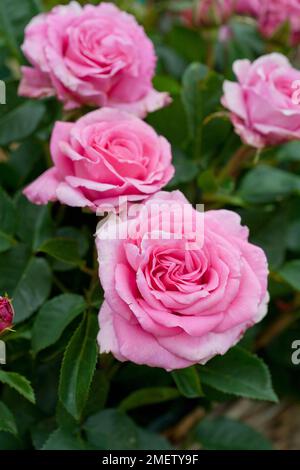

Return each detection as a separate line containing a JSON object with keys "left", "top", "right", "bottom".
{"left": 0, "top": 402, "right": 17, "bottom": 436}
{"left": 0, "top": 431, "right": 23, "bottom": 450}
{"left": 172, "top": 366, "right": 203, "bottom": 398}
{"left": 42, "top": 428, "right": 88, "bottom": 451}
{"left": 277, "top": 141, "right": 300, "bottom": 163}
{"left": 0, "top": 244, "right": 51, "bottom": 323}
{"left": 168, "top": 148, "right": 198, "bottom": 187}
{"left": 0, "top": 186, "right": 16, "bottom": 252}
{"left": 193, "top": 417, "right": 272, "bottom": 450}
{"left": 84, "top": 409, "right": 170, "bottom": 450}
{"left": 279, "top": 260, "right": 300, "bottom": 291}
{"left": 147, "top": 96, "right": 188, "bottom": 147}
{"left": 136, "top": 429, "right": 172, "bottom": 450}
{"left": 182, "top": 62, "right": 223, "bottom": 158}
{"left": 240, "top": 207, "right": 288, "bottom": 270}
{"left": 239, "top": 165, "right": 300, "bottom": 203}
{"left": 1, "top": 139, "right": 45, "bottom": 190}
{"left": 32, "top": 294, "right": 86, "bottom": 353}
{"left": 84, "top": 409, "right": 138, "bottom": 450}
{"left": 56, "top": 401, "right": 79, "bottom": 434}
{"left": 59, "top": 314, "right": 98, "bottom": 420}
{"left": 153, "top": 75, "right": 181, "bottom": 95}
{"left": 166, "top": 25, "right": 205, "bottom": 64}
{"left": 13, "top": 257, "right": 51, "bottom": 324}
{"left": 15, "top": 194, "right": 53, "bottom": 250}
{"left": 0, "top": 102, "right": 46, "bottom": 146}
{"left": 31, "top": 419, "right": 57, "bottom": 450}
{"left": 38, "top": 237, "right": 83, "bottom": 266}
{"left": 52, "top": 227, "right": 89, "bottom": 272}
{"left": 83, "top": 370, "right": 109, "bottom": 417}
{"left": 200, "top": 347, "right": 278, "bottom": 402}
{"left": 0, "top": 370, "right": 35, "bottom": 403}
{"left": 119, "top": 387, "right": 180, "bottom": 412}
{"left": 0, "top": 0, "right": 41, "bottom": 54}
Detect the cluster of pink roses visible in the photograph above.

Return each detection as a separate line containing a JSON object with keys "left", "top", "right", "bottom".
{"left": 20, "top": 1, "right": 284, "bottom": 371}
{"left": 184, "top": 0, "right": 300, "bottom": 46}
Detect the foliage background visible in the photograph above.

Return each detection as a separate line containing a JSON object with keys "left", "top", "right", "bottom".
{"left": 0, "top": 0, "right": 300, "bottom": 450}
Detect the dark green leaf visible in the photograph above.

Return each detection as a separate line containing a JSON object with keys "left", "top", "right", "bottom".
{"left": 85, "top": 409, "right": 172, "bottom": 450}
{"left": 52, "top": 227, "right": 89, "bottom": 272}
{"left": 279, "top": 260, "right": 300, "bottom": 291}
{"left": 166, "top": 25, "right": 205, "bottom": 64}
{"left": 42, "top": 428, "right": 88, "bottom": 451}
{"left": 239, "top": 165, "right": 300, "bottom": 203}
{"left": 0, "top": 186, "right": 16, "bottom": 252}
{"left": 172, "top": 366, "right": 203, "bottom": 398}
{"left": 200, "top": 347, "right": 278, "bottom": 402}
{"left": 119, "top": 387, "right": 180, "bottom": 412}
{"left": 38, "top": 237, "right": 83, "bottom": 266}
{"left": 83, "top": 370, "right": 109, "bottom": 417}
{"left": 168, "top": 148, "right": 198, "bottom": 187}
{"left": 0, "top": 244, "right": 51, "bottom": 323}
{"left": 32, "top": 294, "right": 86, "bottom": 353}
{"left": 0, "top": 102, "right": 46, "bottom": 146}
{"left": 0, "top": 0, "right": 41, "bottom": 53}
{"left": 84, "top": 409, "right": 139, "bottom": 450}
{"left": 0, "top": 370, "right": 35, "bottom": 403}
{"left": 15, "top": 194, "right": 53, "bottom": 250}
{"left": 194, "top": 417, "right": 272, "bottom": 450}
{"left": 147, "top": 97, "right": 188, "bottom": 147}
{"left": 59, "top": 314, "right": 98, "bottom": 420}
{"left": 0, "top": 402, "right": 17, "bottom": 435}
{"left": 277, "top": 141, "right": 300, "bottom": 162}
{"left": 182, "top": 62, "right": 223, "bottom": 158}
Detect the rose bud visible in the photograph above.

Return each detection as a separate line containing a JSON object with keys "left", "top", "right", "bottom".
{"left": 0, "top": 296, "right": 14, "bottom": 334}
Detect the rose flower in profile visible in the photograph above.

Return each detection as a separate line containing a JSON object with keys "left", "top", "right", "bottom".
{"left": 23, "top": 108, "right": 174, "bottom": 211}
{"left": 222, "top": 53, "right": 300, "bottom": 148}
{"left": 96, "top": 191, "right": 269, "bottom": 371}
{"left": 19, "top": 2, "right": 170, "bottom": 117}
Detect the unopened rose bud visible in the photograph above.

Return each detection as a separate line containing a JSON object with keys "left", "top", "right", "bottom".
{"left": 183, "top": 0, "right": 235, "bottom": 28}
{"left": 0, "top": 296, "right": 14, "bottom": 334}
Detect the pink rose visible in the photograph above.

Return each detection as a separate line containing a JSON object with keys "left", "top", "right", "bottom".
{"left": 18, "top": 2, "right": 170, "bottom": 117}
{"left": 222, "top": 53, "right": 300, "bottom": 148}
{"left": 0, "top": 296, "right": 14, "bottom": 334}
{"left": 235, "top": 0, "right": 261, "bottom": 16}
{"left": 183, "top": 0, "right": 235, "bottom": 27}
{"left": 23, "top": 108, "right": 174, "bottom": 211}
{"left": 96, "top": 191, "right": 269, "bottom": 370}
{"left": 258, "top": 0, "right": 300, "bottom": 46}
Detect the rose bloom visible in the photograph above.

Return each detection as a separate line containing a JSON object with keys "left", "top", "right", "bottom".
{"left": 258, "top": 0, "right": 300, "bottom": 46}
{"left": 18, "top": 2, "right": 169, "bottom": 117}
{"left": 235, "top": 0, "right": 261, "bottom": 16}
{"left": 23, "top": 108, "right": 174, "bottom": 211}
{"left": 0, "top": 297, "right": 14, "bottom": 334}
{"left": 183, "top": 0, "right": 235, "bottom": 27}
{"left": 96, "top": 191, "right": 269, "bottom": 370}
{"left": 222, "top": 53, "right": 300, "bottom": 148}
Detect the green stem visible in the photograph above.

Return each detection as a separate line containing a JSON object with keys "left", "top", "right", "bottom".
{"left": 219, "top": 145, "right": 255, "bottom": 182}
{"left": 53, "top": 275, "right": 69, "bottom": 293}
